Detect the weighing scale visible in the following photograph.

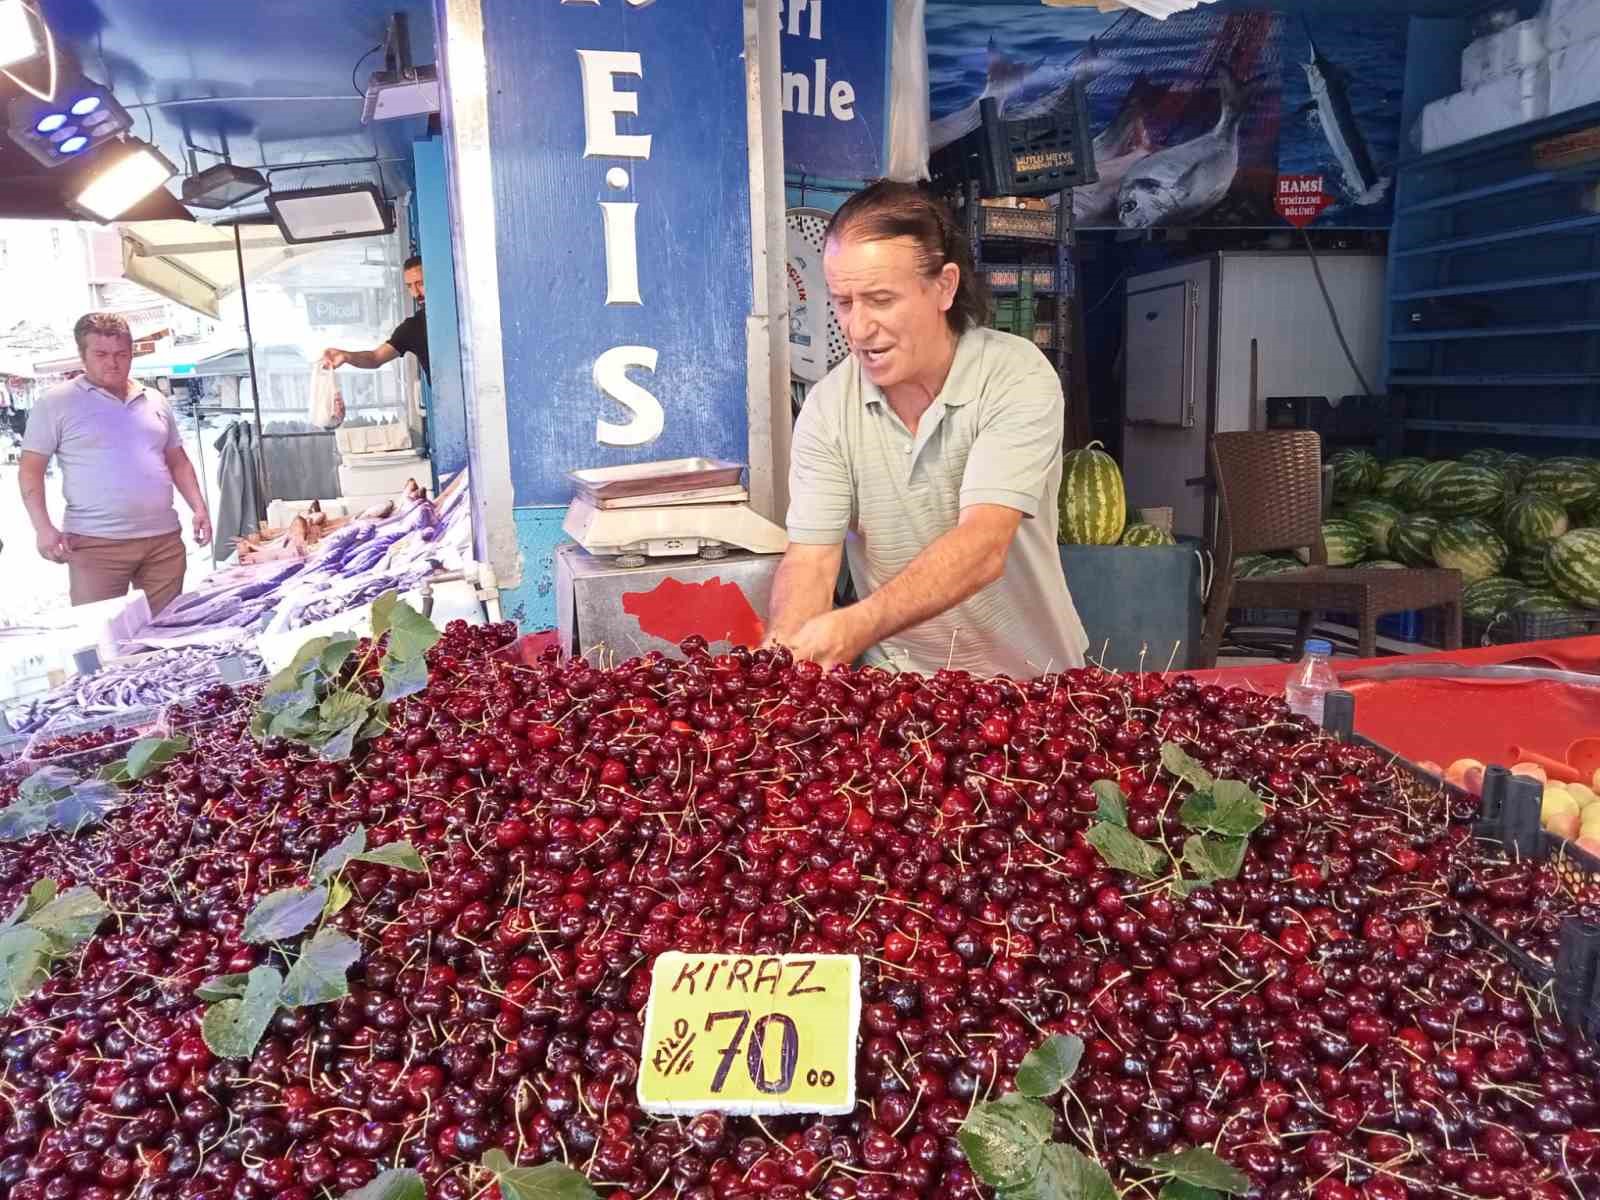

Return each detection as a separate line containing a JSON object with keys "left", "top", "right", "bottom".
{"left": 561, "top": 458, "right": 788, "bottom": 567}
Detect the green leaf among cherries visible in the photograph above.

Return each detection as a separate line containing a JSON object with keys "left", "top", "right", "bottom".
{"left": 249, "top": 591, "right": 439, "bottom": 760}
{"left": 1136, "top": 1146, "right": 1250, "bottom": 1195}
{"left": 338, "top": 1169, "right": 426, "bottom": 1200}
{"left": 0, "top": 882, "right": 107, "bottom": 1015}
{"left": 1015, "top": 1034, "right": 1085, "bottom": 1098}
{"left": 1084, "top": 742, "right": 1268, "bottom": 895}
{"left": 479, "top": 1149, "right": 598, "bottom": 1199}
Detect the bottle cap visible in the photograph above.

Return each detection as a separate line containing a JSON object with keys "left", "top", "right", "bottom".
{"left": 1305, "top": 639, "right": 1333, "bottom": 656}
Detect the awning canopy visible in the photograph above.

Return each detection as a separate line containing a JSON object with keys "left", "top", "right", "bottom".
{"left": 117, "top": 222, "right": 319, "bottom": 320}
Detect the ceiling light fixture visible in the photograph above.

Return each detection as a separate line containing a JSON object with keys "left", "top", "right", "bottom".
{"left": 181, "top": 161, "right": 269, "bottom": 210}
{"left": 264, "top": 182, "right": 395, "bottom": 244}
{"left": 7, "top": 78, "right": 132, "bottom": 167}
{"left": 0, "top": 0, "right": 40, "bottom": 70}
{"left": 70, "top": 139, "right": 179, "bottom": 222}
{"left": 361, "top": 13, "right": 439, "bottom": 124}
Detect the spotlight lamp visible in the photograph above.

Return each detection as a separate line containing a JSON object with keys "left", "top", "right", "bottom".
{"left": 69, "top": 139, "right": 179, "bottom": 223}
{"left": 0, "top": 0, "right": 41, "bottom": 72}
{"left": 7, "top": 79, "right": 132, "bottom": 168}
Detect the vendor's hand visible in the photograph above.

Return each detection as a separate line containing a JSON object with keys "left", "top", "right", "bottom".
{"left": 192, "top": 511, "right": 213, "bottom": 547}
{"left": 776, "top": 609, "right": 870, "bottom": 670}
{"left": 321, "top": 348, "right": 349, "bottom": 369}
{"left": 35, "top": 525, "right": 68, "bottom": 563}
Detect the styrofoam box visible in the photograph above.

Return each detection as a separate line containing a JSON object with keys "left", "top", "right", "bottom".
{"left": 337, "top": 451, "right": 429, "bottom": 500}
{"left": 1419, "top": 66, "right": 1550, "bottom": 153}
{"left": 335, "top": 421, "right": 413, "bottom": 455}
{"left": 1462, "top": 19, "right": 1547, "bottom": 87}
{"left": 1550, "top": 36, "right": 1600, "bottom": 114}
{"left": 1545, "top": 0, "right": 1600, "bottom": 52}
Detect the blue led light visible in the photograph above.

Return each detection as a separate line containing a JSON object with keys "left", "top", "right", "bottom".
{"left": 59, "top": 136, "right": 88, "bottom": 154}
{"left": 34, "top": 113, "right": 67, "bottom": 134}
{"left": 69, "top": 96, "right": 101, "bottom": 117}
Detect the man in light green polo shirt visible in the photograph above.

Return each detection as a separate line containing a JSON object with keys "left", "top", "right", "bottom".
{"left": 767, "top": 181, "right": 1088, "bottom": 677}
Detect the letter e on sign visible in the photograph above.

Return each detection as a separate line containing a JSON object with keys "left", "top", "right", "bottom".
{"left": 576, "top": 49, "right": 653, "bottom": 159}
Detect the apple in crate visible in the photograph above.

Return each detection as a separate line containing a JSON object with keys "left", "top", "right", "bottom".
{"left": 1511, "top": 762, "right": 1549, "bottom": 785}
{"left": 1542, "top": 786, "right": 1582, "bottom": 841}
{"left": 1445, "top": 758, "right": 1486, "bottom": 796}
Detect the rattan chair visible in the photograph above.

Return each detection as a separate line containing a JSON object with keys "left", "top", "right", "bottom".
{"left": 1198, "top": 431, "right": 1463, "bottom": 667}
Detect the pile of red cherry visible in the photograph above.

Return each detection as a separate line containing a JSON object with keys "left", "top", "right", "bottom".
{"left": 0, "top": 622, "right": 1595, "bottom": 1200}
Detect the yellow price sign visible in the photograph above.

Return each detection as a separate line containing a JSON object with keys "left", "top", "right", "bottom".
{"left": 637, "top": 952, "right": 861, "bottom": 1116}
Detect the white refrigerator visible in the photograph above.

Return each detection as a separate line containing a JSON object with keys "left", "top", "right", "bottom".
{"left": 1119, "top": 251, "right": 1386, "bottom": 540}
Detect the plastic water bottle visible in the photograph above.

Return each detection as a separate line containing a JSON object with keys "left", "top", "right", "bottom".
{"left": 1285, "top": 638, "right": 1338, "bottom": 727}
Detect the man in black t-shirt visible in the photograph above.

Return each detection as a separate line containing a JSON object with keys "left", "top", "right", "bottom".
{"left": 321, "top": 255, "right": 430, "bottom": 382}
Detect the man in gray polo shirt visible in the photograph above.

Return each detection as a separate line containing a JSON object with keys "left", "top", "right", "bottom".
{"left": 19, "top": 312, "right": 212, "bottom": 616}
{"left": 767, "top": 182, "right": 1087, "bottom": 678}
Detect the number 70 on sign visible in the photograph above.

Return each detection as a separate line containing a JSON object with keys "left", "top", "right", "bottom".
{"left": 638, "top": 953, "right": 861, "bottom": 1116}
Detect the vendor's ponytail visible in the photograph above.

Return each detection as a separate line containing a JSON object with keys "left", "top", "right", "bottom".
{"left": 825, "top": 181, "right": 991, "bottom": 334}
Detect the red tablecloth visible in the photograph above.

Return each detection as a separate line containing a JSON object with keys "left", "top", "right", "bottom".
{"left": 1195, "top": 636, "right": 1600, "bottom": 769}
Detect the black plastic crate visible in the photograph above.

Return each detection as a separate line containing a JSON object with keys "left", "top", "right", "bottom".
{"left": 1510, "top": 607, "right": 1600, "bottom": 642}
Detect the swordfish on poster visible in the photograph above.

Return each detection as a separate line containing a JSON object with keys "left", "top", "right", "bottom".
{"left": 1302, "top": 21, "right": 1390, "bottom": 206}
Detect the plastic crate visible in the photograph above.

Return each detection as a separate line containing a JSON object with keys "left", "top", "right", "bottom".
{"left": 1510, "top": 607, "right": 1600, "bottom": 642}
{"left": 1325, "top": 692, "right": 1600, "bottom": 1039}
{"left": 975, "top": 205, "right": 1056, "bottom": 242}
{"left": 985, "top": 265, "right": 1059, "bottom": 293}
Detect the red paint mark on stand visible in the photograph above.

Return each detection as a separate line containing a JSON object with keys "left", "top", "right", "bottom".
{"left": 621, "top": 577, "right": 765, "bottom": 647}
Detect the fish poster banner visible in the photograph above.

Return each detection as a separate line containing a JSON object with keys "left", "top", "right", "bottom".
{"left": 927, "top": 5, "right": 1406, "bottom": 229}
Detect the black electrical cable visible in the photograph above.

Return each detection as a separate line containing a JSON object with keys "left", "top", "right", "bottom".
{"left": 1300, "top": 227, "right": 1375, "bottom": 397}
{"left": 1084, "top": 268, "right": 1132, "bottom": 318}
{"left": 352, "top": 44, "right": 383, "bottom": 98}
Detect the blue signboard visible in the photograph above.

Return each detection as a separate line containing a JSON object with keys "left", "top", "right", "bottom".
{"left": 480, "top": 0, "right": 754, "bottom": 506}
{"left": 780, "top": 0, "right": 891, "bottom": 180}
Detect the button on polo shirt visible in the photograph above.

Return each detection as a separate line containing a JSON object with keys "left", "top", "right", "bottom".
{"left": 22, "top": 375, "right": 182, "bottom": 540}
{"left": 787, "top": 325, "right": 1088, "bottom": 678}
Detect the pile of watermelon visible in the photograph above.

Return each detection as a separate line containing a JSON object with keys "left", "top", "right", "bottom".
{"left": 1056, "top": 442, "right": 1177, "bottom": 549}
{"left": 1238, "top": 448, "right": 1600, "bottom": 629}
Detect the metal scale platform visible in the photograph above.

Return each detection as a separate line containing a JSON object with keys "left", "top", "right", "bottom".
{"left": 561, "top": 458, "right": 787, "bottom": 567}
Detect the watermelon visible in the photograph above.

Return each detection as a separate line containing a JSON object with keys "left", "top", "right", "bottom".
{"left": 1546, "top": 528, "right": 1600, "bottom": 609}
{"left": 1120, "top": 523, "right": 1176, "bottom": 547}
{"left": 1515, "top": 589, "right": 1581, "bottom": 615}
{"left": 1236, "top": 554, "right": 1300, "bottom": 578}
{"left": 1058, "top": 441, "right": 1126, "bottom": 545}
{"left": 1462, "top": 576, "right": 1528, "bottom": 621}
{"left": 1501, "top": 492, "right": 1569, "bottom": 550}
{"left": 1570, "top": 498, "right": 1600, "bottom": 528}
{"left": 1329, "top": 450, "right": 1381, "bottom": 500}
{"left": 1375, "top": 458, "right": 1426, "bottom": 501}
{"left": 1501, "top": 452, "right": 1534, "bottom": 490}
{"left": 1296, "top": 519, "right": 1368, "bottom": 567}
{"left": 1520, "top": 457, "right": 1600, "bottom": 508}
{"left": 1431, "top": 517, "right": 1508, "bottom": 584}
{"left": 1422, "top": 462, "right": 1508, "bottom": 518}
{"left": 1364, "top": 559, "right": 1405, "bottom": 569}
{"left": 1390, "top": 514, "right": 1443, "bottom": 567}
{"left": 1461, "top": 448, "right": 1508, "bottom": 469}
{"left": 1511, "top": 547, "right": 1553, "bottom": 588}
{"left": 1399, "top": 460, "right": 1452, "bottom": 511}
{"left": 1344, "top": 499, "right": 1404, "bottom": 557}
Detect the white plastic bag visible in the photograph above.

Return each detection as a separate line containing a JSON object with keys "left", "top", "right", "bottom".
{"left": 887, "top": 0, "right": 930, "bottom": 182}
{"left": 309, "top": 362, "right": 345, "bottom": 429}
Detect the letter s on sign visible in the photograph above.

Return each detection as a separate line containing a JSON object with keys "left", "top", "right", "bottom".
{"left": 594, "top": 346, "right": 665, "bottom": 447}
